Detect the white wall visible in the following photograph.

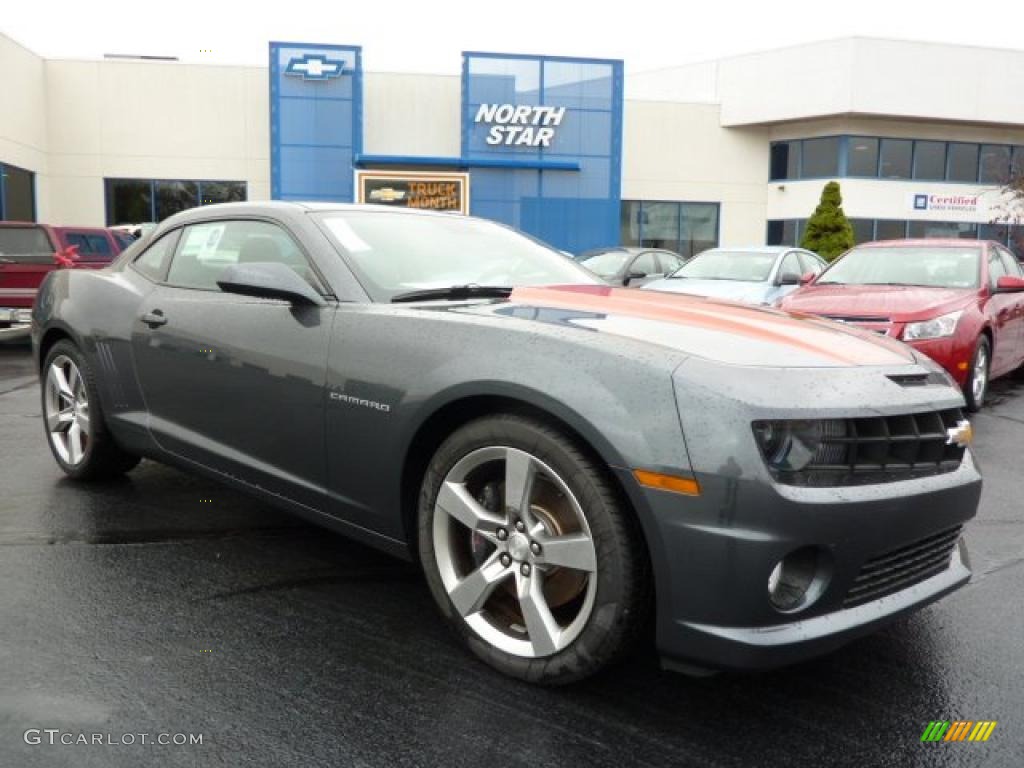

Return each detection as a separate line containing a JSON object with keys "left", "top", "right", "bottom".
{"left": 42, "top": 58, "right": 269, "bottom": 225}
{"left": 0, "top": 33, "right": 49, "bottom": 218}
{"left": 628, "top": 38, "right": 1024, "bottom": 130}
{"left": 363, "top": 72, "right": 460, "bottom": 158}
{"left": 622, "top": 100, "right": 769, "bottom": 245}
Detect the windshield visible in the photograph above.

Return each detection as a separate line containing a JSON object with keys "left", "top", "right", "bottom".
{"left": 673, "top": 250, "right": 777, "bottom": 282}
{"left": 579, "top": 250, "right": 630, "bottom": 277}
{"left": 317, "top": 211, "right": 597, "bottom": 302}
{"left": 817, "top": 246, "right": 981, "bottom": 289}
{"left": 0, "top": 226, "right": 54, "bottom": 260}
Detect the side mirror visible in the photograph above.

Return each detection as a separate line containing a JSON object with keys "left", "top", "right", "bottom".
{"left": 798, "top": 271, "right": 816, "bottom": 286}
{"left": 624, "top": 270, "right": 646, "bottom": 286}
{"left": 995, "top": 275, "right": 1024, "bottom": 293}
{"left": 777, "top": 270, "right": 802, "bottom": 286}
{"left": 217, "top": 262, "right": 327, "bottom": 307}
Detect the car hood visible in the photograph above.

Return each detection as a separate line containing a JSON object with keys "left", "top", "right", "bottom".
{"left": 643, "top": 278, "right": 772, "bottom": 304}
{"left": 780, "top": 284, "right": 976, "bottom": 321}
{"left": 463, "top": 284, "right": 917, "bottom": 368}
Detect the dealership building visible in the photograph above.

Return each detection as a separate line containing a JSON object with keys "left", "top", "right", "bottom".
{"left": 2, "top": 33, "right": 1023, "bottom": 257}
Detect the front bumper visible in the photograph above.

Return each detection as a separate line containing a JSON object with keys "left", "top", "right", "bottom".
{"left": 628, "top": 355, "right": 982, "bottom": 671}
{"left": 904, "top": 336, "right": 974, "bottom": 387}
{"left": 624, "top": 456, "right": 980, "bottom": 670}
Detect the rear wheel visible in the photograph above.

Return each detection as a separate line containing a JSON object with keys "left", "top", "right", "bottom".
{"left": 417, "top": 414, "right": 649, "bottom": 684}
{"left": 42, "top": 340, "right": 141, "bottom": 480}
{"left": 963, "top": 336, "right": 990, "bottom": 412}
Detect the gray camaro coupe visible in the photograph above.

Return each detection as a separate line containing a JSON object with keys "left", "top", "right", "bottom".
{"left": 31, "top": 202, "right": 981, "bottom": 684}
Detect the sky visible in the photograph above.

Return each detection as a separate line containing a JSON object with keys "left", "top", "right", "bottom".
{"left": 2, "top": 0, "right": 1023, "bottom": 74}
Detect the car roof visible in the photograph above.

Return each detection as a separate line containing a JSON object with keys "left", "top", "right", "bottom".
{"left": 859, "top": 238, "right": 992, "bottom": 248}
{"left": 0, "top": 220, "right": 48, "bottom": 228}
{"left": 701, "top": 246, "right": 796, "bottom": 254}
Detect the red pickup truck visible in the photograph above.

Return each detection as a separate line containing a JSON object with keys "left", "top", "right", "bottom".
{"left": 0, "top": 221, "right": 133, "bottom": 339}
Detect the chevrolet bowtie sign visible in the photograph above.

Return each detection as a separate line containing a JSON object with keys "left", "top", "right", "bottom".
{"left": 285, "top": 54, "right": 347, "bottom": 80}
{"left": 474, "top": 104, "right": 566, "bottom": 147}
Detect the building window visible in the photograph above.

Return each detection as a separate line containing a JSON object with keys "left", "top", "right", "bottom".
{"left": 770, "top": 136, "right": 1024, "bottom": 185}
{"left": 849, "top": 218, "right": 874, "bottom": 244}
{"left": 1010, "top": 226, "right": 1024, "bottom": 261}
{"left": 913, "top": 141, "right": 947, "bottom": 181}
{"left": 980, "top": 145, "right": 1012, "bottom": 184}
{"left": 0, "top": 162, "right": 36, "bottom": 221}
{"left": 801, "top": 137, "right": 841, "bottom": 178}
{"left": 946, "top": 143, "right": 980, "bottom": 183}
{"left": 879, "top": 139, "right": 913, "bottom": 179}
{"left": 620, "top": 201, "right": 719, "bottom": 258}
{"left": 908, "top": 221, "right": 978, "bottom": 239}
{"left": 766, "top": 219, "right": 804, "bottom": 247}
{"left": 767, "top": 218, "right": 1024, "bottom": 252}
{"left": 847, "top": 137, "right": 879, "bottom": 177}
{"left": 875, "top": 220, "right": 907, "bottom": 240}
{"left": 770, "top": 142, "right": 799, "bottom": 181}
{"left": 104, "top": 178, "right": 247, "bottom": 225}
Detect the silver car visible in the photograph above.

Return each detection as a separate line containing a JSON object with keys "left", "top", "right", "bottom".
{"left": 644, "top": 246, "right": 826, "bottom": 305}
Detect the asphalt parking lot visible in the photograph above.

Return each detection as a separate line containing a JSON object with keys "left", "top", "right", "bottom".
{"left": 1, "top": 338, "right": 1022, "bottom": 767}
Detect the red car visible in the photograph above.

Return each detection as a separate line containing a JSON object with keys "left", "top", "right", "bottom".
{"left": 0, "top": 222, "right": 131, "bottom": 339}
{"left": 781, "top": 239, "right": 1024, "bottom": 411}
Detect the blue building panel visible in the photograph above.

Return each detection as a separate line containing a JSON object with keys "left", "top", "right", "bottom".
{"left": 462, "top": 52, "right": 623, "bottom": 254}
{"left": 270, "top": 42, "right": 362, "bottom": 202}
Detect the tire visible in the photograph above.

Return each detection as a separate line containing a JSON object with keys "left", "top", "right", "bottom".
{"left": 41, "top": 340, "right": 141, "bottom": 480}
{"left": 417, "top": 414, "right": 649, "bottom": 684}
{"left": 963, "top": 336, "right": 991, "bottom": 413}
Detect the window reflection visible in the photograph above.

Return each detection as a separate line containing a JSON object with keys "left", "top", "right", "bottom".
{"left": 105, "top": 179, "right": 247, "bottom": 225}
{"left": 620, "top": 201, "right": 719, "bottom": 258}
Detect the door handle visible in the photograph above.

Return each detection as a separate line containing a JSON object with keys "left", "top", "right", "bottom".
{"left": 142, "top": 310, "right": 167, "bottom": 328}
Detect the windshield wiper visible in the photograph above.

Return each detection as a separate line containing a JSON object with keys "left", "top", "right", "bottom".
{"left": 391, "top": 284, "right": 513, "bottom": 303}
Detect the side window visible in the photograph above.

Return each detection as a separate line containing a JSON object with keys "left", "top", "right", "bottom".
{"left": 798, "top": 251, "right": 824, "bottom": 275}
{"left": 64, "top": 233, "right": 91, "bottom": 254}
{"left": 659, "top": 252, "right": 685, "bottom": 274}
{"left": 632, "top": 251, "right": 660, "bottom": 276}
{"left": 779, "top": 251, "right": 802, "bottom": 280}
{"left": 165, "top": 220, "right": 322, "bottom": 293}
{"left": 131, "top": 232, "right": 179, "bottom": 281}
{"left": 988, "top": 251, "right": 1008, "bottom": 290}
{"left": 86, "top": 235, "right": 112, "bottom": 256}
{"left": 997, "top": 247, "right": 1022, "bottom": 277}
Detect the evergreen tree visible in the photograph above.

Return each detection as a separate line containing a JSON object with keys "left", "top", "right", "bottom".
{"left": 800, "top": 181, "right": 855, "bottom": 261}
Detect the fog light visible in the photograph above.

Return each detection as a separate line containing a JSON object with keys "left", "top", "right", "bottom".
{"left": 767, "top": 547, "right": 830, "bottom": 613}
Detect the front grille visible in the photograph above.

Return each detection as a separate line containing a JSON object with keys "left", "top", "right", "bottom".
{"left": 822, "top": 315, "right": 891, "bottom": 335}
{"left": 775, "top": 408, "right": 967, "bottom": 486}
{"left": 844, "top": 525, "right": 962, "bottom": 608}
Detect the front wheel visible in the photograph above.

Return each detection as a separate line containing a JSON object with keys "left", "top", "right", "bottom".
{"left": 963, "top": 336, "right": 990, "bottom": 412}
{"left": 417, "top": 414, "right": 649, "bottom": 685}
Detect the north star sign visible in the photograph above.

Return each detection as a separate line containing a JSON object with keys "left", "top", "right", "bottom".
{"left": 284, "top": 54, "right": 348, "bottom": 80}
{"left": 474, "top": 104, "right": 566, "bottom": 147}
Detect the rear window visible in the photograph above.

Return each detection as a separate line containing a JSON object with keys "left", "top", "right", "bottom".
{"left": 64, "top": 232, "right": 113, "bottom": 258}
{"left": 0, "top": 226, "right": 54, "bottom": 261}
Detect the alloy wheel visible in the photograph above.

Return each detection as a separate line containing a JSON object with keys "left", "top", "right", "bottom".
{"left": 972, "top": 345, "right": 988, "bottom": 404}
{"left": 44, "top": 355, "right": 90, "bottom": 466}
{"left": 432, "top": 446, "right": 598, "bottom": 658}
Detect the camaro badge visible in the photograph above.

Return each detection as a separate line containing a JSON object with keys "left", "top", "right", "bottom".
{"left": 330, "top": 391, "right": 391, "bottom": 413}
{"left": 946, "top": 419, "right": 973, "bottom": 448}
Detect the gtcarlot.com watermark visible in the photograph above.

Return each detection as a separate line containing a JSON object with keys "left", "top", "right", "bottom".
{"left": 24, "top": 729, "right": 203, "bottom": 747}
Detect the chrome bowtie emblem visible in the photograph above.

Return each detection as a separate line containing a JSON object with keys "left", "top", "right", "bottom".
{"left": 945, "top": 419, "right": 973, "bottom": 448}
{"left": 284, "top": 54, "right": 347, "bottom": 81}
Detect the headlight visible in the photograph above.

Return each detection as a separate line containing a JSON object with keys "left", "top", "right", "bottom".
{"left": 903, "top": 310, "right": 962, "bottom": 341}
{"left": 752, "top": 419, "right": 847, "bottom": 472}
